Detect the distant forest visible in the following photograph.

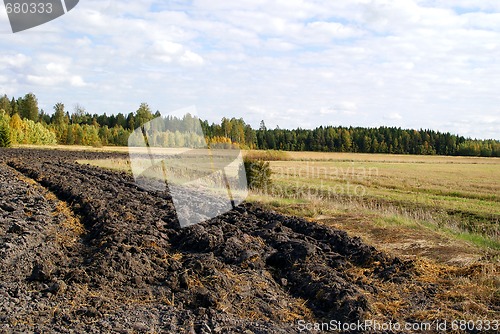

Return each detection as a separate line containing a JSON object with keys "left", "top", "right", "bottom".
{"left": 0, "top": 93, "right": 499, "bottom": 157}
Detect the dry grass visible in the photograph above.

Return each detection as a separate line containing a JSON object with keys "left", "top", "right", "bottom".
{"left": 243, "top": 150, "right": 291, "bottom": 161}
{"left": 78, "top": 159, "right": 132, "bottom": 173}
{"left": 343, "top": 256, "right": 499, "bottom": 327}
{"left": 15, "top": 171, "right": 85, "bottom": 247}
{"left": 52, "top": 200, "right": 85, "bottom": 247}
{"left": 168, "top": 259, "right": 317, "bottom": 324}
{"left": 280, "top": 150, "right": 500, "bottom": 164}
{"left": 311, "top": 213, "right": 499, "bottom": 326}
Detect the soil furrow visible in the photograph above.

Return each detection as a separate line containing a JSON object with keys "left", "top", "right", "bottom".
{"left": 1, "top": 148, "right": 422, "bottom": 333}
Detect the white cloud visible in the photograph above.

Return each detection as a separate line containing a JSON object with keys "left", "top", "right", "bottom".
{"left": 387, "top": 112, "right": 403, "bottom": 120}
{"left": 320, "top": 102, "right": 358, "bottom": 115}
{"left": 0, "top": 54, "right": 31, "bottom": 69}
{"left": 20, "top": 55, "right": 87, "bottom": 88}
{"left": 152, "top": 41, "right": 204, "bottom": 66}
{"left": 0, "top": 0, "right": 499, "bottom": 139}
{"left": 305, "top": 21, "right": 363, "bottom": 40}
{"left": 179, "top": 50, "right": 205, "bottom": 66}
{"left": 70, "top": 76, "right": 87, "bottom": 87}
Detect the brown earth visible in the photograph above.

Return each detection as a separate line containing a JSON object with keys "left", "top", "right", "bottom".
{"left": 0, "top": 148, "right": 497, "bottom": 333}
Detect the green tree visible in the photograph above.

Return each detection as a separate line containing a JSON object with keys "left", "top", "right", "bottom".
{"left": 340, "top": 129, "right": 352, "bottom": 152}
{"left": 0, "top": 125, "right": 11, "bottom": 147}
{"left": 51, "top": 103, "right": 69, "bottom": 143}
{"left": 244, "top": 124, "right": 257, "bottom": 148}
{"left": 126, "top": 113, "right": 135, "bottom": 131}
{"left": 135, "top": 103, "right": 154, "bottom": 128}
{"left": 66, "top": 125, "right": 75, "bottom": 145}
{"left": 52, "top": 103, "right": 66, "bottom": 126}
{"left": 10, "top": 97, "right": 18, "bottom": 116}
{"left": 0, "top": 95, "right": 12, "bottom": 116}
{"left": 75, "top": 124, "right": 84, "bottom": 145}
{"left": 0, "top": 112, "right": 11, "bottom": 147}
{"left": 221, "top": 117, "right": 232, "bottom": 138}
{"left": 20, "top": 93, "right": 39, "bottom": 121}
{"left": 115, "top": 113, "right": 127, "bottom": 128}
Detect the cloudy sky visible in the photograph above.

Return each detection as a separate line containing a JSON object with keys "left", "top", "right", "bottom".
{"left": 1, "top": 0, "right": 499, "bottom": 139}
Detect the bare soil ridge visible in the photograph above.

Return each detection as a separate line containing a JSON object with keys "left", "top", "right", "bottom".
{"left": 0, "top": 148, "right": 454, "bottom": 333}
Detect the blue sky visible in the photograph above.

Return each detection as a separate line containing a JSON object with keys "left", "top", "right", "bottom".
{"left": 0, "top": 0, "right": 499, "bottom": 139}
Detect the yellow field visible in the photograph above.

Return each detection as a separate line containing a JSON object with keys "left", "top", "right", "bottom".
{"left": 277, "top": 150, "right": 500, "bottom": 164}
{"left": 256, "top": 152, "right": 499, "bottom": 250}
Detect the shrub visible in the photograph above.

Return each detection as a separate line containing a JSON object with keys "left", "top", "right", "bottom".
{"left": 240, "top": 157, "right": 272, "bottom": 191}
{"left": 25, "top": 120, "right": 57, "bottom": 145}
{"left": 0, "top": 123, "right": 11, "bottom": 147}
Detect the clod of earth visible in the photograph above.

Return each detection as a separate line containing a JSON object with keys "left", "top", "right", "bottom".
{"left": 0, "top": 148, "right": 417, "bottom": 333}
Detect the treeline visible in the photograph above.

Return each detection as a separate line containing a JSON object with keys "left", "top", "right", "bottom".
{"left": 251, "top": 122, "right": 500, "bottom": 157}
{"left": 202, "top": 120, "right": 500, "bottom": 157}
{"left": 0, "top": 92, "right": 499, "bottom": 157}
{"left": 0, "top": 93, "right": 151, "bottom": 147}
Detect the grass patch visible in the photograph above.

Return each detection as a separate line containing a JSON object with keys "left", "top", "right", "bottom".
{"left": 374, "top": 214, "right": 500, "bottom": 250}
{"left": 455, "top": 233, "right": 500, "bottom": 250}
{"left": 78, "top": 159, "right": 132, "bottom": 173}
{"left": 243, "top": 150, "right": 291, "bottom": 161}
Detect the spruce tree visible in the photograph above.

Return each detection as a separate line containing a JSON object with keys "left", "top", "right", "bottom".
{"left": 0, "top": 123, "right": 11, "bottom": 147}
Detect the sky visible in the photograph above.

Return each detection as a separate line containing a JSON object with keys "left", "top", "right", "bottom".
{"left": 0, "top": 0, "right": 499, "bottom": 139}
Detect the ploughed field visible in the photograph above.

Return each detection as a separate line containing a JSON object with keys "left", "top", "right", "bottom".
{"left": 0, "top": 148, "right": 445, "bottom": 333}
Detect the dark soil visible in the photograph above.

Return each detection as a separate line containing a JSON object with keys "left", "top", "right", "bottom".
{"left": 0, "top": 148, "right": 417, "bottom": 333}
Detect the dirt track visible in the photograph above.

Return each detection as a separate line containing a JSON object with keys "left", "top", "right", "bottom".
{"left": 0, "top": 148, "right": 420, "bottom": 333}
